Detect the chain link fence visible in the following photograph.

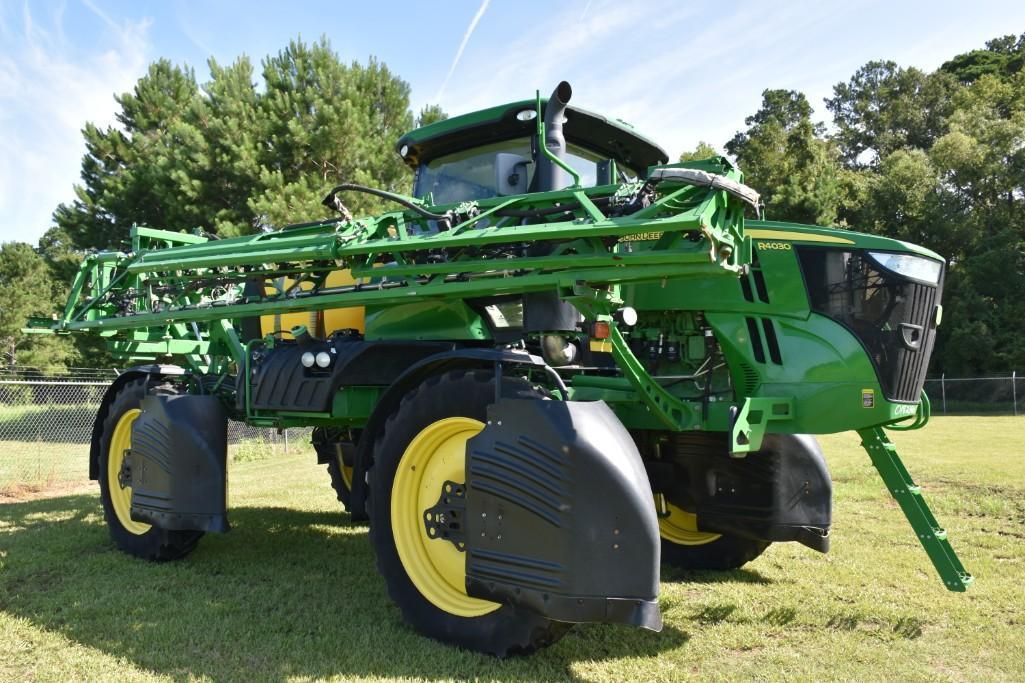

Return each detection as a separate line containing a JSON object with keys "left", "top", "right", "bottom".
{"left": 1, "top": 367, "right": 1020, "bottom": 496}
{"left": 924, "top": 373, "right": 1024, "bottom": 416}
{"left": 0, "top": 368, "right": 312, "bottom": 497}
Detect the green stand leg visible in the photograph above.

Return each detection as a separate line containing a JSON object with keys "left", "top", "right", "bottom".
{"left": 858, "top": 426, "right": 973, "bottom": 592}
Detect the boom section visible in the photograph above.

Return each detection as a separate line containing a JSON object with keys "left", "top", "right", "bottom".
{"left": 32, "top": 161, "right": 753, "bottom": 337}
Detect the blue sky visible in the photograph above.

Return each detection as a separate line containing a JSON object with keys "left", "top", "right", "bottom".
{"left": 1, "top": 0, "right": 1023, "bottom": 245}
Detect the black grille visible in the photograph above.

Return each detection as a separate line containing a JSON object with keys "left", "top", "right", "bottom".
{"left": 797, "top": 248, "right": 943, "bottom": 403}
{"left": 890, "top": 281, "right": 938, "bottom": 401}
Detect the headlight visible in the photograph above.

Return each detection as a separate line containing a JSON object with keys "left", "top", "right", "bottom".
{"left": 868, "top": 251, "right": 942, "bottom": 285}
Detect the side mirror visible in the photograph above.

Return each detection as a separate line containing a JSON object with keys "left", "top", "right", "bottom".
{"left": 495, "top": 153, "right": 532, "bottom": 196}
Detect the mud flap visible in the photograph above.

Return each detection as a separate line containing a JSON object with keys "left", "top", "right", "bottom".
{"left": 464, "top": 398, "right": 662, "bottom": 630}
{"left": 126, "top": 395, "right": 229, "bottom": 532}
{"left": 679, "top": 433, "right": 832, "bottom": 552}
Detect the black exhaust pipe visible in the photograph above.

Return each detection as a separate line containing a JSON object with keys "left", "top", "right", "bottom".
{"left": 527, "top": 82, "right": 581, "bottom": 334}
{"left": 537, "top": 81, "right": 572, "bottom": 192}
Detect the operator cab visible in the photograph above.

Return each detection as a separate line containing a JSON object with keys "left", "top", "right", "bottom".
{"left": 395, "top": 98, "right": 669, "bottom": 205}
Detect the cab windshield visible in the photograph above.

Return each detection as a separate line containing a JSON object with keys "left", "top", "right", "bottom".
{"left": 413, "top": 138, "right": 623, "bottom": 205}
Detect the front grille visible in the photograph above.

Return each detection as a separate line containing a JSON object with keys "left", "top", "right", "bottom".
{"left": 888, "top": 281, "right": 938, "bottom": 401}
{"left": 797, "top": 248, "right": 943, "bottom": 403}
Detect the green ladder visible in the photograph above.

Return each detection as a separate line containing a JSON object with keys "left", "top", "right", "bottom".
{"left": 858, "top": 426, "right": 973, "bottom": 592}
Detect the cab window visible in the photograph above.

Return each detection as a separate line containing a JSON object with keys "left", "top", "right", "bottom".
{"left": 414, "top": 139, "right": 534, "bottom": 204}
{"left": 413, "top": 139, "right": 640, "bottom": 204}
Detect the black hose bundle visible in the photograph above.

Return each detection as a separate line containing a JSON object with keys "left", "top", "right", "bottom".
{"left": 322, "top": 183, "right": 451, "bottom": 224}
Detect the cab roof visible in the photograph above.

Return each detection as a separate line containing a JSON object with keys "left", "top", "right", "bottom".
{"left": 396, "top": 98, "right": 669, "bottom": 172}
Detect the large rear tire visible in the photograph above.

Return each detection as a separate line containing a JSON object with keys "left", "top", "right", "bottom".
{"left": 97, "top": 378, "right": 203, "bottom": 561}
{"left": 367, "top": 370, "right": 570, "bottom": 656}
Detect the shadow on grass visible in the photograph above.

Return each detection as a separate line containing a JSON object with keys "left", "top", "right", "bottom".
{"left": 0, "top": 494, "right": 688, "bottom": 682}
{"left": 660, "top": 563, "right": 775, "bottom": 586}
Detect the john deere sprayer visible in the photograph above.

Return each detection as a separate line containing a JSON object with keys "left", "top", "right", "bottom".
{"left": 28, "top": 82, "right": 971, "bottom": 655}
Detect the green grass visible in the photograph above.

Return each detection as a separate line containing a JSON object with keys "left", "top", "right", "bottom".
{"left": 0, "top": 441, "right": 89, "bottom": 495}
{"left": 1, "top": 417, "right": 1023, "bottom": 681}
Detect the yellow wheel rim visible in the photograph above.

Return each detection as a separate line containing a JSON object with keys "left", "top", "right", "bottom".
{"left": 658, "top": 502, "right": 720, "bottom": 546}
{"left": 391, "top": 416, "right": 499, "bottom": 617}
{"left": 107, "top": 409, "right": 151, "bottom": 536}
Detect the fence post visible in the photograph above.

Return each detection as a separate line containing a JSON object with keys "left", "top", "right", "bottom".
{"left": 284, "top": 428, "right": 289, "bottom": 454}
{"left": 941, "top": 373, "right": 947, "bottom": 415}
{"left": 1014, "top": 371, "right": 1018, "bottom": 417}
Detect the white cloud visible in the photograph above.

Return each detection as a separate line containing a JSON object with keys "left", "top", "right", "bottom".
{"left": 418, "top": 0, "right": 1025, "bottom": 162}
{"left": 0, "top": 1, "right": 151, "bottom": 245}
{"left": 422, "top": 0, "right": 715, "bottom": 150}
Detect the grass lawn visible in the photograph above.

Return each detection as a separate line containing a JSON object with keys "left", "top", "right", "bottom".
{"left": 1, "top": 416, "right": 1023, "bottom": 681}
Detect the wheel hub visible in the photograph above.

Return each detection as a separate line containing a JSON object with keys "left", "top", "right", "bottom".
{"left": 423, "top": 480, "right": 467, "bottom": 551}
{"left": 117, "top": 449, "right": 133, "bottom": 488}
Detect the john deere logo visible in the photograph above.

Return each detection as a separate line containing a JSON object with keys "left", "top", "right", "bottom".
{"left": 620, "top": 231, "right": 664, "bottom": 242}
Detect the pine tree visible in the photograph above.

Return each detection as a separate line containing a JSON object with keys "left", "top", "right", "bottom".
{"left": 54, "top": 37, "right": 430, "bottom": 248}
{"left": 726, "top": 90, "right": 843, "bottom": 225}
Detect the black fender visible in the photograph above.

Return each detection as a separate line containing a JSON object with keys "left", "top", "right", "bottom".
{"left": 88, "top": 365, "right": 188, "bottom": 480}
{"left": 465, "top": 398, "right": 662, "bottom": 629}
{"left": 673, "top": 432, "right": 832, "bottom": 552}
{"left": 128, "top": 394, "right": 229, "bottom": 532}
{"left": 349, "top": 348, "right": 554, "bottom": 520}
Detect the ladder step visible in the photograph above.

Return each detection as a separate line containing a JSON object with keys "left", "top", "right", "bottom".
{"left": 859, "top": 426, "right": 972, "bottom": 592}
{"left": 918, "top": 528, "right": 947, "bottom": 541}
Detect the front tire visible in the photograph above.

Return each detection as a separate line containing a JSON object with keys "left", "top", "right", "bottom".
{"left": 97, "top": 378, "right": 203, "bottom": 561}
{"left": 367, "top": 370, "right": 570, "bottom": 656}
{"left": 659, "top": 501, "right": 769, "bottom": 570}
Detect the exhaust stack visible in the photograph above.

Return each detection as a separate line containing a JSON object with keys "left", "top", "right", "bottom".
{"left": 537, "top": 81, "right": 572, "bottom": 191}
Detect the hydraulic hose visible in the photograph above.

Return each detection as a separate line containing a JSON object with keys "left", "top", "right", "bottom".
{"left": 322, "top": 183, "right": 451, "bottom": 223}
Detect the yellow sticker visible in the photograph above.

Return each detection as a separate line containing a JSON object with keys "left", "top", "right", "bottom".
{"left": 861, "top": 389, "right": 875, "bottom": 408}
{"left": 747, "top": 229, "right": 855, "bottom": 245}
{"left": 589, "top": 339, "right": 613, "bottom": 353}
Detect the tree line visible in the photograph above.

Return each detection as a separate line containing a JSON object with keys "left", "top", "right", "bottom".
{"left": 2, "top": 35, "right": 1023, "bottom": 376}
{"left": 687, "top": 33, "right": 1025, "bottom": 376}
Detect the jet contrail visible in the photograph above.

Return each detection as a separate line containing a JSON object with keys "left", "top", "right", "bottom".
{"left": 434, "top": 0, "right": 491, "bottom": 102}
{"left": 579, "top": 0, "right": 594, "bottom": 21}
